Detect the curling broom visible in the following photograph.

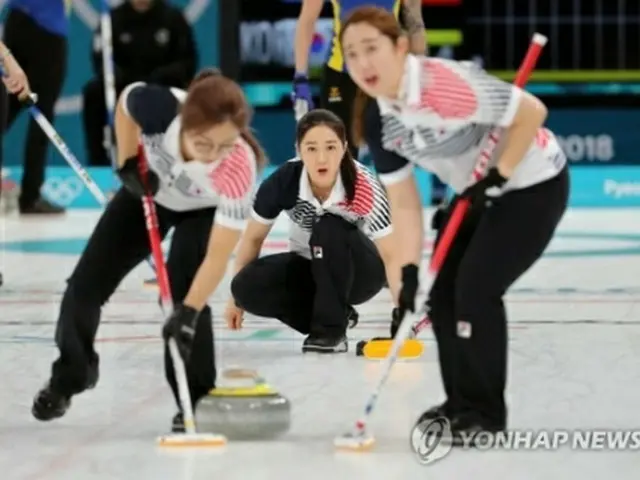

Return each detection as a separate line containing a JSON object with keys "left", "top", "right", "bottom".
{"left": 334, "top": 33, "right": 549, "bottom": 451}
{"left": 0, "top": 62, "right": 159, "bottom": 278}
{"left": 99, "top": 0, "right": 117, "bottom": 169}
{"left": 137, "top": 144, "right": 226, "bottom": 448}
{"left": 358, "top": 315, "right": 430, "bottom": 359}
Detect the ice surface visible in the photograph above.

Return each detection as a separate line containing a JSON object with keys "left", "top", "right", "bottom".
{"left": 0, "top": 208, "right": 639, "bottom": 479}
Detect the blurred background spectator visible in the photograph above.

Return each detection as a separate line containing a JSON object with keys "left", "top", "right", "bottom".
{"left": 0, "top": 0, "right": 638, "bottom": 210}
{"left": 3, "top": 0, "right": 69, "bottom": 214}
{"left": 83, "top": 0, "right": 197, "bottom": 166}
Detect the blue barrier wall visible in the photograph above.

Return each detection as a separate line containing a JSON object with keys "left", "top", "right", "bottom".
{"left": 0, "top": 0, "right": 637, "bottom": 208}
{"left": 1, "top": 0, "right": 219, "bottom": 167}
{"left": 4, "top": 164, "right": 640, "bottom": 208}
{"left": 252, "top": 108, "right": 640, "bottom": 167}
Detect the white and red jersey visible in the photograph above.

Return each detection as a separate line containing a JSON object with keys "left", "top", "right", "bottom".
{"left": 251, "top": 158, "right": 392, "bottom": 259}
{"left": 121, "top": 82, "right": 258, "bottom": 230}
{"left": 364, "top": 54, "right": 566, "bottom": 192}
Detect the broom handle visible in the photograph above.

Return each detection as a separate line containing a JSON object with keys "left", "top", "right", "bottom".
{"left": 137, "top": 143, "right": 198, "bottom": 435}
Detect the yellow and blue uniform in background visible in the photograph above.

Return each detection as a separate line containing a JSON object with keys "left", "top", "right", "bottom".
{"left": 320, "top": 0, "right": 401, "bottom": 160}
{"left": 320, "top": 0, "right": 446, "bottom": 204}
{"left": 7, "top": 0, "right": 71, "bottom": 36}
{"left": 326, "top": 0, "right": 401, "bottom": 72}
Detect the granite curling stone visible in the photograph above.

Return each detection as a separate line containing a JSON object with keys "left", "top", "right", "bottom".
{"left": 195, "top": 368, "right": 291, "bottom": 440}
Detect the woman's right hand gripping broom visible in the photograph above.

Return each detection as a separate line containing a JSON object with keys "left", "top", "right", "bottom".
{"left": 225, "top": 298, "right": 244, "bottom": 330}
{"left": 396, "top": 264, "right": 420, "bottom": 321}
{"left": 0, "top": 43, "right": 30, "bottom": 99}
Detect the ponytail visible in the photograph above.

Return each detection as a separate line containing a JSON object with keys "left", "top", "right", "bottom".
{"left": 340, "top": 151, "right": 358, "bottom": 202}
{"left": 351, "top": 88, "right": 371, "bottom": 148}
{"left": 241, "top": 129, "right": 268, "bottom": 171}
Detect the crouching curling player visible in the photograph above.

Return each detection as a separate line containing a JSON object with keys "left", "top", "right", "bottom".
{"left": 225, "top": 109, "right": 401, "bottom": 353}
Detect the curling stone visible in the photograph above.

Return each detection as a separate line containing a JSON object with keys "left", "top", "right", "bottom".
{"left": 195, "top": 368, "right": 291, "bottom": 440}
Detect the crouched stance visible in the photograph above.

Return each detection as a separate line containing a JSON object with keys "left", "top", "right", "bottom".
{"left": 226, "top": 109, "right": 401, "bottom": 353}
{"left": 32, "top": 70, "right": 264, "bottom": 431}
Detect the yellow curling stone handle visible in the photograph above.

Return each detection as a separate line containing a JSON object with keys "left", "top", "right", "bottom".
{"left": 223, "top": 368, "right": 261, "bottom": 380}
{"left": 208, "top": 385, "right": 277, "bottom": 397}
{"left": 208, "top": 368, "right": 278, "bottom": 397}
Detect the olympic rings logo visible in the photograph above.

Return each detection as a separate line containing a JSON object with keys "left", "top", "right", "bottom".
{"left": 42, "top": 177, "right": 84, "bottom": 206}
{"left": 71, "top": 0, "right": 210, "bottom": 29}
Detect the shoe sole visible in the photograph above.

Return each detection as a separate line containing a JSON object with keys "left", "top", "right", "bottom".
{"left": 302, "top": 345, "right": 348, "bottom": 354}
{"left": 143, "top": 280, "right": 159, "bottom": 290}
{"left": 31, "top": 401, "right": 70, "bottom": 421}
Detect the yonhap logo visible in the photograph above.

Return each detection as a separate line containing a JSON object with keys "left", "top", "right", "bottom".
{"left": 410, "top": 416, "right": 453, "bottom": 465}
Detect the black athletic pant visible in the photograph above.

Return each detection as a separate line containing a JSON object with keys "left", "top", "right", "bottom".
{"left": 429, "top": 167, "right": 569, "bottom": 425}
{"left": 232, "top": 214, "right": 386, "bottom": 337}
{"left": 82, "top": 78, "right": 128, "bottom": 166}
{"left": 3, "top": 8, "right": 67, "bottom": 208}
{"left": 50, "top": 188, "right": 216, "bottom": 408}
{"left": 320, "top": 66, "right": 359, "bottom": 160}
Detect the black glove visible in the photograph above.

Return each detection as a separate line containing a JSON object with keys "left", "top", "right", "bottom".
{"left": 397, "top": 264, "right": 419, "bottom": 321}
{"left": 459, "top": 167, "right": 507, "bottom": 208}
{"left": 117, "top": 156, "right": 160, "bottom": 198}
{"left": 390, "top": 307, "right": 401, "bottom": 338}
{"left": 162, "top": 304, "right": 200, "bottom": 362}
{"left": 431, "top": 203, "right": 447, "bottom": 231}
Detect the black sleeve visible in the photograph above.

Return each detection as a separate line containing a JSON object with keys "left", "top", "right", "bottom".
{"left": 147, "top": 10, "right": 198, "bottom": 88}
{"left": 121, "top": 82, "right": 181, "bottom": 134}
{"left": 251, "top": 161, "right": 302, "bottom": 224}
{"left": 363, "top": 100, "right": 413, "bottom": 186}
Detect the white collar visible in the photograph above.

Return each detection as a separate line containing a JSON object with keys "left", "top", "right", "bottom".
{"left": 377, "top": 54, "right": 421, "bottom": 115}
{"left": 298, "top": 164, "right": 346, "bottom": 208}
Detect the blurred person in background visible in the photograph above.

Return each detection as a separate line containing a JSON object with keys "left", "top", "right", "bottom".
{"left": 0, "top": 39, "right": 32, "bottom": 286}
{"left": 290, "top": 0, "right": 426, "bottom": 327}
{"left": 2, "top": 0, "right": 69, "bottom": 214}
{"left": 82, "top": 0, "right": 197, "bottom": 166}
{"left": 293, "top": 0, "right": 426, "bottom": 159}
{"left": 292, "top": 0, "right": 445, "bottom": 205}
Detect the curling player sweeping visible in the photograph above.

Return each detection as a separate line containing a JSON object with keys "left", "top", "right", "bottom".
{"left": 226, "top": 109, "right": 400, "bottom": 353}
{"left": 340, "top": 7, "right": 569, "bottom": 442}
{"left": 31, "top": 69, "right": 265, "bottom": 433}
